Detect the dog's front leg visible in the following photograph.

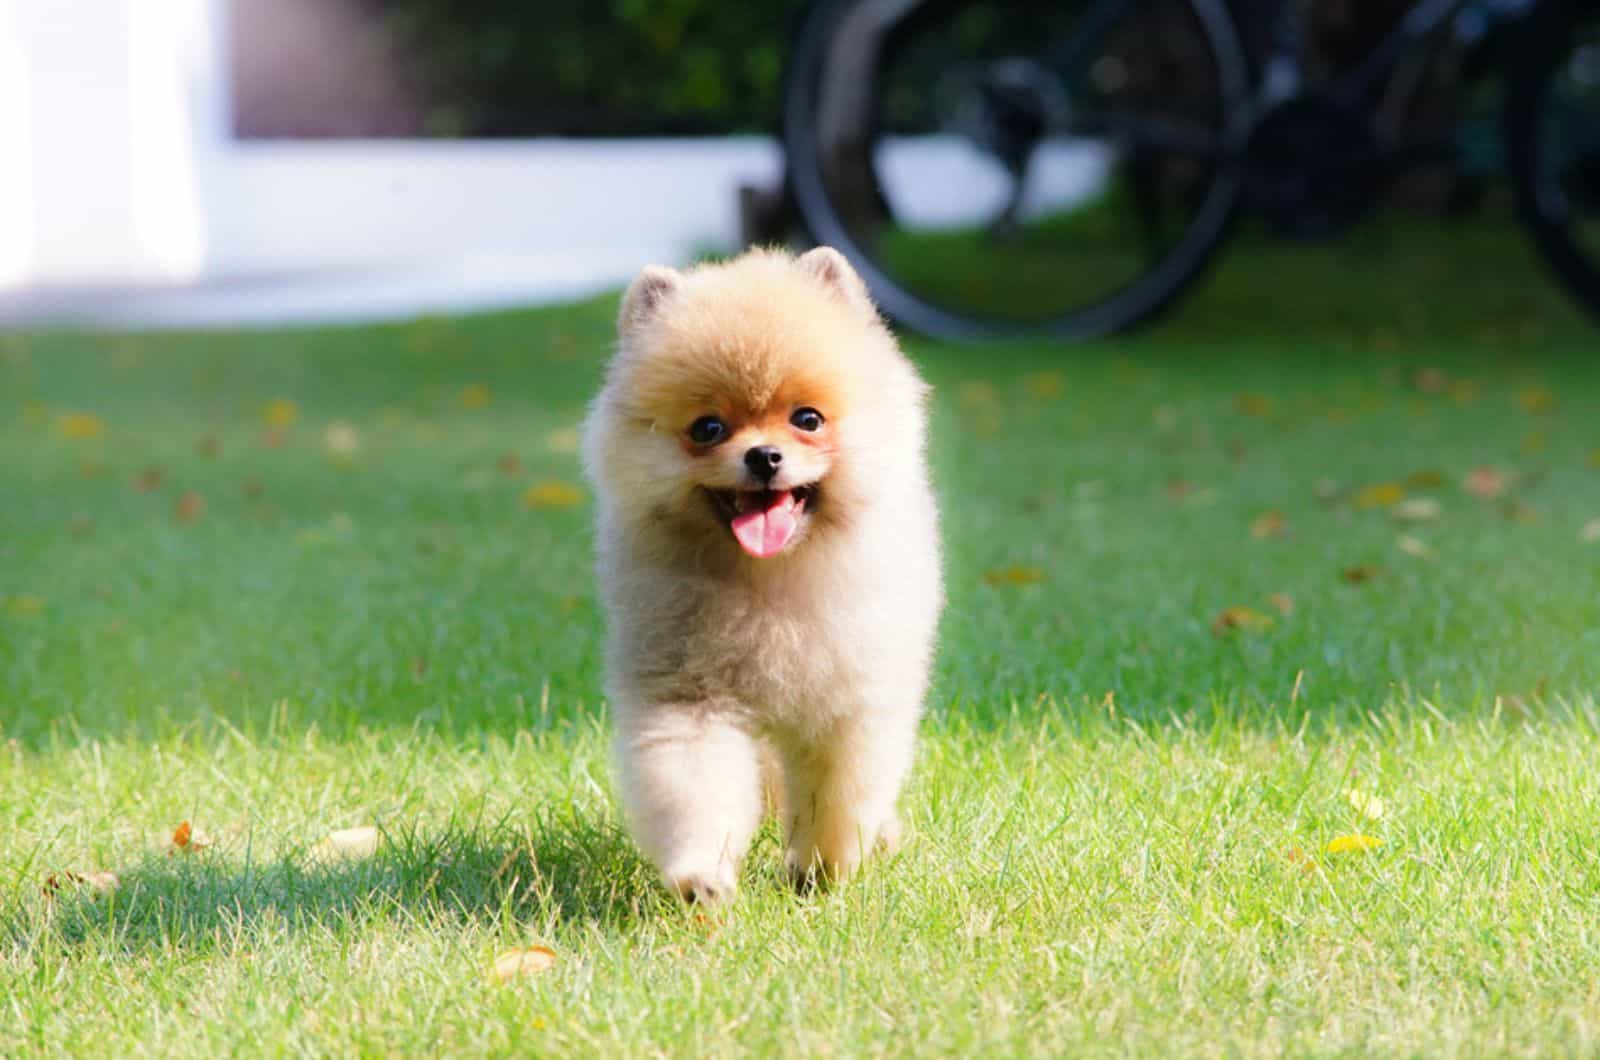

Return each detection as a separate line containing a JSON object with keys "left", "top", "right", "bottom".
{"left": 780, "top": 712, "right": 913, "bottom": 888}
{"left": 614, "top": 704, "right": 762, "bottom": 904}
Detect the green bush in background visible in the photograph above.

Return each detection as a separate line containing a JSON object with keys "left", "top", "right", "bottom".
{"left": 382, "top": 0, "right": 804, "bottom": 136}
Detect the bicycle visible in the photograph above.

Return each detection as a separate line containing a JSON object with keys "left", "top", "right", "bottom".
{"left": 781, "top": 0, "right": 1600, "bottom": 340}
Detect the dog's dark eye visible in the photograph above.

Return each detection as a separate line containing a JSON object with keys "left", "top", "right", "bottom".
{"left": 791, "top": 407, "right": 825, "bottom": 432}
{"left": 688, "top": 415, "right": 726, "bottom": 445}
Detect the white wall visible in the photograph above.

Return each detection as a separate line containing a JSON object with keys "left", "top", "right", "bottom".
{"left": 1, "top": 0, "right": 222, "bottom": 287}
{"left": 0, "top": 0, "right": 781, "bottom": 299}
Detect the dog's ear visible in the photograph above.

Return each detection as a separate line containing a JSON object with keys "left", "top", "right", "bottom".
{"left": 797, "top": 247, "right": 877, "bottom": 320}
{"left": 618, "top": 265, "right": 683, "bottom": 336}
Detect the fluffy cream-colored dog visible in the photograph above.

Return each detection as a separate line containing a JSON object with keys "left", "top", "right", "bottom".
{"left": 582, "top": 247, "right": 942, "bottom": 903}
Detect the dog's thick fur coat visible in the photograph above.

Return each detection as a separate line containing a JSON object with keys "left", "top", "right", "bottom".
{"left": 583, "top": 248, "right": 942, "bottom": 902}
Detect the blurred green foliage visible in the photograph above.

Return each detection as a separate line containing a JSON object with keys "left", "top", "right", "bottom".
{"left": 381, "top": 0, "right": 805, "bottom": 136}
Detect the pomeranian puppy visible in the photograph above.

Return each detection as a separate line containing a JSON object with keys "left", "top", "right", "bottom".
{"left": 582, "top": 247, "right": 942, "bottom": 903}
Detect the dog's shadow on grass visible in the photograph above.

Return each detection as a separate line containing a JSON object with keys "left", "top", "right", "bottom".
{"left": 14, "top": 808, "right": 670, "bottom": 954}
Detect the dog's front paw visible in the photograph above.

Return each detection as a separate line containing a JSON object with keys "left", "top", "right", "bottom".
{"left": 663, "top": 861, "right": 738, "bottom": 906}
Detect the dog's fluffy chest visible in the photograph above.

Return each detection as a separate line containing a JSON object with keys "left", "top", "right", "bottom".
{"left": 605, "top": 541, "right": 898, "bottom": 730}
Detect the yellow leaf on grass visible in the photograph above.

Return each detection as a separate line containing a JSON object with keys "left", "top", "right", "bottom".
{"left": 1211, "top": 606, "right": 1274, "bottom": 636}
{"left": 1326, "top": 834, "right": 1384, "bottom": 854}
{"left": 312, "top": 825, "right": 381, "bottom": 862}
{"left": 1589, "top": 450, "right": 1600, "bottom": 470}
{"left": 1353, "top": 483, "right": 1404, "bottom": 509}
{"left": 1024, "top": 371, "right": 1066, "bottom": 399}
{"left": 523, "top": 481, "right": 585, "bottom": 509}
{"left": 1344, "top": 789, "right": 1386, "bottom": 821}
{"left": 491, "top": 945, "right": 557, "bottom": 982}
{"left": 261, "top": 398, "right": 300, "bottom": 428}
{"left": 5, "top": 595, "right": 45, "bottom": 617}
{"left": 1582, "top": 518, "right": 1600, "bottom": 544}
{"left": 1250, "top": 510, "right": 1288, "bottom": 539}
{"left": 983, "top": 566, "right": 1045, "bottom": 587}
{"left": 58, "top": 413, "right": 106, "bottom": 439}
{"left": 545, "top": 427, "right": 580, "bottom": 453}
{"left": 459, "top": 383, "right": 493, "bottom": 409}
{"left": 1267, "top": 593, "right": 1295, "bottom": 616}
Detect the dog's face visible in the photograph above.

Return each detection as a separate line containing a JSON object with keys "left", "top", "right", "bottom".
{"left": 586, "top": 249, "right": 917, "bottom": 562}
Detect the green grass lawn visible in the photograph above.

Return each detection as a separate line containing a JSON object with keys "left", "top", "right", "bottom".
{"left": 4, "top": 221, "right": 1600, "bottom": 1056}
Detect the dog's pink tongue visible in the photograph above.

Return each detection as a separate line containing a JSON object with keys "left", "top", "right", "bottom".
{"left": 731, "top": 491, "right": 798, "bottom": 558}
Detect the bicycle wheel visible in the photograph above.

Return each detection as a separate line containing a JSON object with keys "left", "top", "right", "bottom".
{"left": 782, "top": 0, "right": 1252, "bottom": 341}
{"left": 1506, "top": 0, "right": 1600, "bottom": 325}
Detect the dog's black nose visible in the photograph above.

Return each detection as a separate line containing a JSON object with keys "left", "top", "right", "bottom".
{"left": 744, "top": 445, "right": 783, "bottom": 482}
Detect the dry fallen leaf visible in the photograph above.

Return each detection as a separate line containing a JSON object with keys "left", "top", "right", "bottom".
{"left": 43, "top": 870, "right": 120, "bottom": 898}
{"left": 1267, "top": 593, "right": 1295, "bottom": 616}
{"left": 1390, "top": 498, "right": 1440, "bottom": 523}
{"left": 523, "top": 481, "right": 585, "bottom": 509}
{"left": 1325, "top": 834, "right": 1384, "bottom": 854}
{"left": 459, "top": 384, "right": 493, "bottom": 409}
{"left": 134, "top": 467, "right": 164, "bottom": 492}
{"left": 1234, "top": 392, "right": 1273, "bottom": 418}
{"left": 1344, "top": 789, "right": 1386, "bottom": 821}
{"left": 312, "top": 825, "right": 381, "bottom": 862}
{"left": 1250, "top": 510, "right": 1288, "bottom": 539}
{"left": 491, "top": 945, "right": 557, "bottom": 982}
{"left": 1342, "top": 564, "right": 1381, "bottom": 585}
{"left": 1516, "top": 385, "right": 1555, "bottom": 415}
{"left": 1211, "top": 605, "right": 1275, "bottom": 636}
{"left": 1464, "top": 466, "right": 1509, "bottom": 500}
{"left": 1283, "top": 846, "right": 1317, "bottom": 874}
{"left": 497, "top": 453, "right": 523, "bottom": 476}
{"left": 1409, "top": 368, "right": 1448, "bottom": 394}
{"left": 1024, "top": 371, "right": 1066, "bottom": 399}
{"left": 1396, "top": 535, "right": 1434, "bottom": 559}
{"left": 957, "top": 381, "right": 998, "bottom": 409}
{"left": 1582, "top": 518, "right": 1600, "bottom": 544}
{"left": 1354, "top": 483, "right": 1405, "bottom": 509}
{"left": 983, "top": 566, "right": 1045, "bottom": 587}
{"left": 1404, "top": 469, "right": 1445, "bottom": 490}
{"left": 175, "top": 491, "right": 205, "bottom": 524}
{"left": 168, "top": 820, "right": 214, "bottom": 855}
{"left": 322, "top": 421, "right": 361, "bottom": 457}
{"left": 58, "top": 413, "right": 106, "bottom": 440}
{"left": 261, "top": 399, "right": 299, "bottom": 428}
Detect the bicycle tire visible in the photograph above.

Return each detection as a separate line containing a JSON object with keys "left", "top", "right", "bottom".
{"left": 781, "top": 0, "right": 1253, "bottom": 341}
{"left": 1505, "top": 0, "right": 1600, "bottom": 326}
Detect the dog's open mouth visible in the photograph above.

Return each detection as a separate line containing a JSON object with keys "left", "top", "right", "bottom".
{"left": 707, "top": 485, "right": 816, "bottom": 558}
